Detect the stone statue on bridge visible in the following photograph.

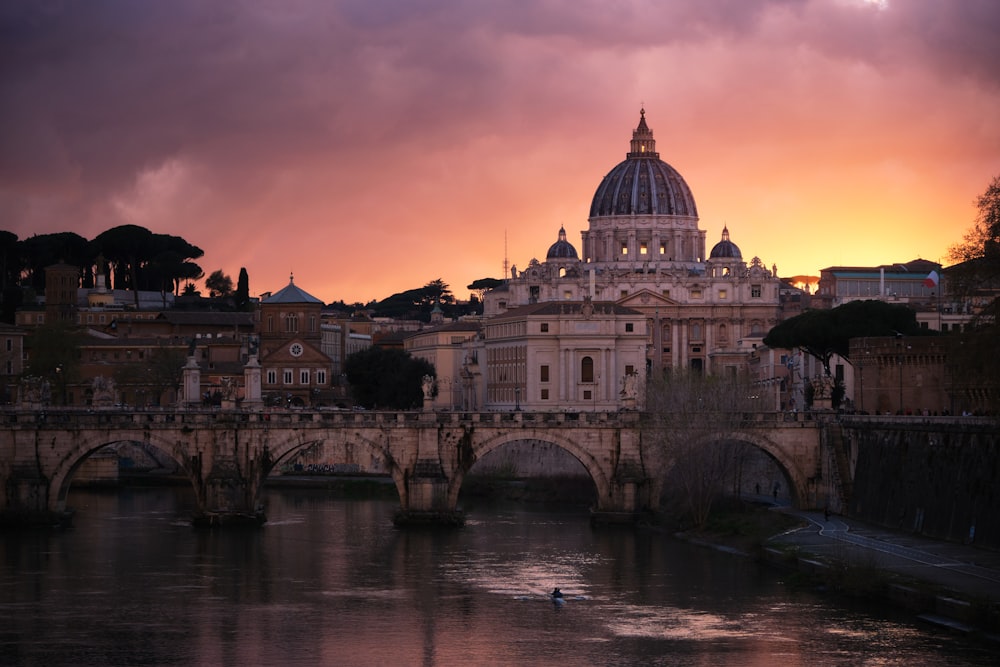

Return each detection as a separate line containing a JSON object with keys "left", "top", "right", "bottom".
{"left": 91, "top": 376, "right": 116, "bottom": 408}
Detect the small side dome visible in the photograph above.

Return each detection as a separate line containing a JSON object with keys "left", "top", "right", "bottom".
{"left": 546, "top": 226, "right": 579, "bottom": 260}
{"left": 709, "top": 226, "right": 742, "bottom": 259}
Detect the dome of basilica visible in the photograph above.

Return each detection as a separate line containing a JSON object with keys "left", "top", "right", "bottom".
{"left": 589, "top": 109, "right": 698, "bottom": 219}
{"left": 546, "top": 226, "right": 579, "bottom": 260}
{"left": 709, "top": 226, "right": 742, "bottom": 259}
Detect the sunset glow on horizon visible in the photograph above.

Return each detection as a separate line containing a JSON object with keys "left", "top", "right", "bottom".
{"left": 2, "top": 1, "right": 998, "bottom": 304}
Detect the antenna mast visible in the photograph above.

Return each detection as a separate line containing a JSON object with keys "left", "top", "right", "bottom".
{"left": 503, "top": 230, "right": 509, "bottom": 279}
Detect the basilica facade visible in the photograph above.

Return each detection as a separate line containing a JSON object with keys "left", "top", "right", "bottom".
{"left": 477, "top": 110, "right": 784, "bottom": 409}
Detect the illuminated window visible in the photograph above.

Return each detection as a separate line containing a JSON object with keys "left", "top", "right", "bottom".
{"left": 621, "top": 243, "right": 628, "bottom": 256}
{"left": 659, "top": 243, "right": 666, "bottom": 255}
{"left": 640, "top": 242, "right": 648, "bottom": 255}
{"left": 563, "top": 290, "right": 572, "bottom": 299}
{"left": 719, "top": 289, "right": 727, "bottom": 300}
{"left": 691, "top": 289, "right": 702, "bottom": 299}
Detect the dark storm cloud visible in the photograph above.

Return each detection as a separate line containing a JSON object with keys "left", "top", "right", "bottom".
{"left": 1, "top": 0, "right": 997, "bottom": 301}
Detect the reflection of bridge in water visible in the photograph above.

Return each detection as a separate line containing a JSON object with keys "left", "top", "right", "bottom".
{"left": 2, "top": 407, "right": 838, "bottom": 526}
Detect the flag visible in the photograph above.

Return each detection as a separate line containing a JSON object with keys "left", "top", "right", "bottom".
{"left": 923, "top": 270, "right": 939, "bottom": 288}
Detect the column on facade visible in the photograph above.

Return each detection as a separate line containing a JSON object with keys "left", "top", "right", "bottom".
{"left": 679, "top": 320, "right": 688, "bottom": 368}
{"left": 627, "top": 231, "right": 637, "bottom": 269}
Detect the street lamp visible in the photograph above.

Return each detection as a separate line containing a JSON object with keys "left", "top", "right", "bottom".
{"left": 896, "top": 333, "right": 903, "bottom": 414}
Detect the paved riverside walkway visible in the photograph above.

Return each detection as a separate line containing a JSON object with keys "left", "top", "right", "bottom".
{"left": 765, "top": 503, "right": 1000, "bottom": 630}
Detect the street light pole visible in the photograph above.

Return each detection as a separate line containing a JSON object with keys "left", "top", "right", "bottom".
{"left": 896, "top": 333, "right": 903, "bottom": 414}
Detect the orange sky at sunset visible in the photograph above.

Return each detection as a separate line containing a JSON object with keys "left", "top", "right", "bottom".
{"left": 2, "top": 1, "right": 999, "bottom": 304}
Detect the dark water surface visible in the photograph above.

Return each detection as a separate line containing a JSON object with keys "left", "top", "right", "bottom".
{"left": 1, "top": 486, "right": 994, "bottom": 666}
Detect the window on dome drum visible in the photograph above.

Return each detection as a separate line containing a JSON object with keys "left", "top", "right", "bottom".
{"left": 751, "top": 284, "right": 762, "bottom": 298}
{"left": 640, "top": 242, "right": 648, "bottom": 255}
{"left": 559, "top": 268, "right": 567, "bottom": 277}
{"left": 540, "top": 365, "right": 549, "bottom": 382}
{"left": 581, "top": 356, "right": 594, "bottom": 383}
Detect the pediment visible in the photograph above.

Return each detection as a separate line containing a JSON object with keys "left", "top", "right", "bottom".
{"left": 260, "top": 339, "right": 329, "bottom": 364}
{"left": 616, "top": 289, "right": 679, "bottom": 308}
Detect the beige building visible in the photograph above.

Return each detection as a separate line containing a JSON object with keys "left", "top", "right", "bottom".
{"left": 484, "top": 110, "right": 783, "bottom": 379}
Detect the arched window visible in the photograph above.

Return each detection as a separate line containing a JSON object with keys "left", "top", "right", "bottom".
{"left": 581, "top": 356, "right": 594, "bottom": 383}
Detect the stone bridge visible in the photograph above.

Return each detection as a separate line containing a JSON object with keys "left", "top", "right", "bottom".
{"left": 0, "top": 407, "right": 834, "bottom": 526}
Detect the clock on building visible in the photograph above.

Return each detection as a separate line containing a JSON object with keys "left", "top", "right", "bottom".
{"left": 289, "top": 343, "right": 304, "bottom": 357}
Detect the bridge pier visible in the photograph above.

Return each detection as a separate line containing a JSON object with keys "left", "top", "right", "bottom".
{"left": 1, "top": 465, "right": 70, "bottom": 527}
{"left": 394, "top": 459, "right": 465, "bottom": 526}
{"left": 191, "top": 457, "right": 266, "bottom": 527}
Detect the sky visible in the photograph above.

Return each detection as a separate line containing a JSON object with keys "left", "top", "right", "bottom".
{"left": 2, "top": 0, "right": 999, "bottom": 304}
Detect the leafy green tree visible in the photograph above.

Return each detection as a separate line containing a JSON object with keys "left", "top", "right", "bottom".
{"left": 25, "top": 321, "right": 84, "bottom": 405}
{"left": 18, "top": 232, "right": 91, "bottom": 292}
{"left": 234, "top": 267, "right": 251, "bottom": 311}
{"left": 205, "top": 270, "right": 233, "bottom": 298}
{"left": 764, "top": 300, "right": 923, "bottom": 375}
{"left": 344, "top": 347, "right": 435, "bottom": 409}
{"left": 642, "top": 369, "right": 758, "bottom": 529}
{"left": 467, "top": 277, "right": 503, "bottom": 303}
{"left": 113, "top": 345, "right": 187, "bottom": 406}
{"left": 93, "top": 225, "right": 155, "bottom": 308}
{"left": 945, "top": 175, "right": 1000, "bottom": 411}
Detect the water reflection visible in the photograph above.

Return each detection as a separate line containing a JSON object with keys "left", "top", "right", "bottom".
{"left": 0, "top": 487, "right": 993, "bottom": 666}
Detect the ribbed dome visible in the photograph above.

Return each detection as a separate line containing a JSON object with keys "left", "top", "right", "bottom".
{"left": 546, "top": 226, "right": 579, "bottom": 260}
{"left": 589, "top": 109, "right": 698, "bottom": 218}
{"left": 709, "top": 227, "right": 742, "bottom": 259}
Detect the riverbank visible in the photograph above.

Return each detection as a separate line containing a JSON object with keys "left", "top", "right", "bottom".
{"left": 674, "top": 500, "right": 1000, "bottom": 640}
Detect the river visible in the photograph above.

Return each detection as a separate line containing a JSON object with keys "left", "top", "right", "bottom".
{"left": 1, "top": 485, "right": 994, "bottom": 666}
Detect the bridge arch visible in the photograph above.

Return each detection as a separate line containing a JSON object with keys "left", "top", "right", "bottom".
{"left": 48, "top": 430, "right": 199, "bottom": 513}
{"left": 447, "top": 428, "right": 612, "bottom": 510}
{"left": 700, "top": 430, "right": 807, "bottom": 506}
{"left": 263, "top": 429, "right": 408, "bottom": 510}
